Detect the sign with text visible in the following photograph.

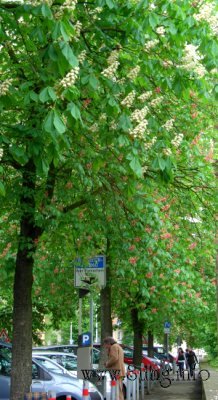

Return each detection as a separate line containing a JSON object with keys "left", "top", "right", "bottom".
{"left": 74, "top": 256, "right": 106, "bottom": 289}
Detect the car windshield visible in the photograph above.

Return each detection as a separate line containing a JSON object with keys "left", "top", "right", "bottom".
{"left": 33, "top": 357, "right": 65, "bottom": 374}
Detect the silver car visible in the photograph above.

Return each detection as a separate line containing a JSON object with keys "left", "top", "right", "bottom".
{"left": 0, "top": 346, "right": 103, "bottom": 400}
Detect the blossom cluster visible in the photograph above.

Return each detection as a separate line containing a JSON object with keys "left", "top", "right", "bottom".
{"left": 121, "top": 91, "right": 136, "bottom": 107}
{"left": 0, "top": 79, "right": 13, "bottom": 96}
{"left": 171, "top": 133, "right": 184, "bottom": 148}
{"left": 131, "top": 106, "right": 149, "bottom": 123}
{"left": 144, "top": 39, "right": 159, "bottom": 51}
{"left": 156, "top": 26, "right": 166, "bottom": 36}
{"left": 144, "top": 136, "right": 157, "bottom": 150}
{"left": 150, "top": 96, "right": 163, "bottom": 107}
{"left": 163, "top": 148, "right": 172, "bottom": 156}
{"left": 74, "top": 21, "right": 82, "bottom": 41}
{"left": 54, "top": 0, "right": 77, "bottom": 18}
{"left": 127, "top": 66, "right": 140, "bottom": 80}
{"left": 193, "top": 2, "right": 218, "bottom": 34}
{"left": 60, "top": 67, "right": 79, "bottom": 88}
{"left": 181, "top": 43, "right": 207, "bottom": 78}
{"left": 162, "top": 119, "right": 174, "bottom": 131}
{"left": 130, "top": 119, "right": 148, "bottom": 139}
{"left": 78, "top": 50, "right": 86, "bottom": 64}
{"left": 138, "top": 91, "right": 153, "bottom": 101}
{"left": 101, "top": 61, "right": 119, "bottom": 81}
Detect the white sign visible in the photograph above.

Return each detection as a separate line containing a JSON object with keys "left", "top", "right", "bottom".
{"left": 164, "top": 327, "right": 170, "bottom": 334}
{"left": 74, "top": 256, "right": 106, "bottom": 289}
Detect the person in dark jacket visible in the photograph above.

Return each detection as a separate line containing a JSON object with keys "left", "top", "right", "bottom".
{"left": 186, "top": 348, "right": 198, "bottom": 377}
{"left": 177, "top": 348, "right": 186, "bottom": 377}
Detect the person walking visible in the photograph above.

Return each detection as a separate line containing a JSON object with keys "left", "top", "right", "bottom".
{"left": 186, "top": 348, "right": 198, "bottom": 377}
{"left": 177, "top": 348, "right": 186, "bottom": 378}
{"left": 103, "top": 337, "right": 125, "bottom": 400}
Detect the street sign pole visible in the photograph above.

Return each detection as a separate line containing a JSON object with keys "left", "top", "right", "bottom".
{"left": 90, "top": 294, "right": 94, "bottom": 367}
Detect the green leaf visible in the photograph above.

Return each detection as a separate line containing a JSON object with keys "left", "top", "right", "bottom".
{"left": 53, "top": 111, "right": 66, "bottom": 134}
{"left": 43, "top": 110, "right": 54, "bottom": 133}
{"left": 0, "top": 181, "right": 5, "bottom": 196}
{"left": 48, "top": 87, "right": 57, "bottom": 101}
{"left": 149, "top": 13, "right": 159, "bottom": 29}
{"left": 41, "top": 3, "right": 53, "bottom": 18}
{"left": 118, "top": 113, "right": 132, "bottom": 132}
{"left": 129, "top": 157, "right": 142, "bottom": 177}
{"left": 60, "top": 22, "right": 70, "bottom": 41}
{"left": 39, "top": 88, "right": 50, "bottom": 103}
{"left": 89, "top": 75, "right": 99, "bottom": 90}
{"left": 39, "top": 87, "right": 57, "bottom": 103}
{"left": 106, "top": 0, "right": 115, "bottom": 9}
{"left": 67, "top": 103, "right": 81, "bottom": 120}
{"left": 158, "top": 157, "right": 166, "bottom": 171}
{"left": 59, "top": 42, "right": 78, "bottom": 67}
{"left": 9, "top": 145, "right": 28, "bottom": 165}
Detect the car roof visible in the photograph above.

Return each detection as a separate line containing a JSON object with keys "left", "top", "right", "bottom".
{"left": 33, "top": 351, "right": 77, "bottom": 357}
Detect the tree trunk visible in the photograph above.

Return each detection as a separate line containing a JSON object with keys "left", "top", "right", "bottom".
{"left": 131, "top": 308, "right": 143, "bottom": 367}
{"left": 147, "top": 331, "right": 154, "bottom": 357}
{"left": 10, "top": 161, "right": 40, "bottom": 400}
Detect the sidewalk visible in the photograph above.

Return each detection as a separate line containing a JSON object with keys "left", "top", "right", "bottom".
{"left": 200, "top": 361, "right": 218, "bottom": 400}
{"left": 144, "top": 370, "right": 202, "bottom": 399}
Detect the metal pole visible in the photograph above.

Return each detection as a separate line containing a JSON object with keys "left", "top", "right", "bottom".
{"left": 70, "top": 322, "right": 73, "bottom": 344}
{"left": 79, "top": 298, "right": 82, "bottom": 335}
{"left": 90, "top": 293, "right": 94, "bottom": 366}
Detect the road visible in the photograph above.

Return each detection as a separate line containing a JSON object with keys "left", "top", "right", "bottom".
{"left": 145, "top": 375, "right": 202, "bottom": 399}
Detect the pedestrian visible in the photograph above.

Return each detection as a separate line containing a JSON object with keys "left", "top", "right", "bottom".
{"left": 103, "top": 337, "right": 125, "bottom": 400}
{"left": 185, "top": 348, "right": 189, "bottom": 369}
{"left": 186, "top": 348, "right": 198, "bottom": 377}
{"left": 177, "top": 348, "right": 186, "bottom": 378}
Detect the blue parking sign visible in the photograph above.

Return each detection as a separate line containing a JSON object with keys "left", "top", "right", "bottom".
{"left": 164, "top": 321, "right": 171, "bottom": 329}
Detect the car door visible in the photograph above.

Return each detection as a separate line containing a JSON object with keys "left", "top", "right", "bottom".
{"left": 31, "top": 360, "right": 54, "bottom": 393}
{"left": 0, "top": 354, "right": 11, "bottom": 400}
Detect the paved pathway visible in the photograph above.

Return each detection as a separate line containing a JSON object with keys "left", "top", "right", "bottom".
{"left": 145, "top": 373, "right": 202, "bottom": 399}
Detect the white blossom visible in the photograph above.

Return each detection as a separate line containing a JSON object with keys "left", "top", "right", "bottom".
{"left": 156, "top": 26, "right": 166, "bottom": 36}
{"left": 89, "top": 123, "right": 99, "bottom": 132}
{"left": 101, "top": 61, "right": 119, "bottom": 81}
{"left": 149, "top": 3, "right": 156, "bottom": 10}
{"left": 162, "top": 60, "right": 173, "bottom": 68}
{"left": 162, "top": 119, "right": 174, "bottom": 131}
{"left": 131, "top": 106, "right": 149, "bottom": 123}
{"left": 54, "top": 0, "right": 77, "bottom": 18}
{"left": 171, "top": 133, "right": 184, "bottom": 148}
{"left": 181, "top": 43, "right": 207, "bottom": 78}
{"left": 150, "top": 96, "right": 164, "bottom": 107}
{"left": 0, "top": 148, "right": 3, "bottom": 160}
{"left": 144, "top": 136, "right": 157, "bottom": 149}
{"left": 163, "top": 148, "right": 172, "bottom": 156}
{"left": 60, "top": 67, "right": 79, "bottom": 88}
{"left": 0, "top": 79, "right": 13, "bottom": 96}
{"left": 193, "top": 2, "right": 217, "bottom": 35}
{"left": 121, "top": 91, "right": 136, "bottom": 108}
{"left": 138, "top": 91, "right": 153, "bottom": 101}
{"left": 130, "top": 119, "right": 148, "bottom": 139}
{"left": 127, "top": 66, "right": 140, "bottom": 80}
{"left": 77, "top": 50, "right": 86, "bottom": 64}
{"left": 107, "top": 50, "right": 120, "bottom": 65}
{"left": 144, "top": 39, "right": 159, "bottom": 51}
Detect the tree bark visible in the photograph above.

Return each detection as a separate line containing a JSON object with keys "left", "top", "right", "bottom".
{"left": 10, "top": 161, "right": 41, "bottom": 400}
{"left": 131, "top": 308, "right": 143, "bottom": 367}
{"left": 147, "top": 331, "right": 154, "bottom": 357}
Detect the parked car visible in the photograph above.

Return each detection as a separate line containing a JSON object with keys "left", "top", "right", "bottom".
{"left": 0, "top": 342, "right": 103, "bottom": 400}
{"left": 32, "top": 351, "right": 78, "bottom": 373}
{"left": 121, "top": 345, "right": 160, "bottom": 374}
{"left": 33, "top": 345, "right": 100, "bottom": 367}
